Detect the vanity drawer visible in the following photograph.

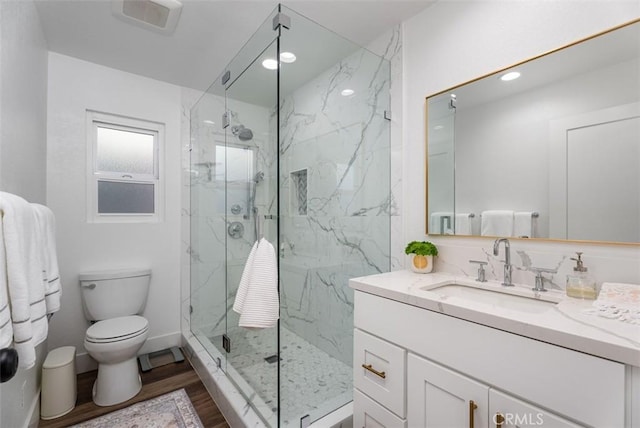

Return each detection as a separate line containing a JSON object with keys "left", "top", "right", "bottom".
{"left": 354, "top": 328, "right": 406, "bottom": 418}
{"left": 353, "top": 389, "right": 406, "bottom": 428}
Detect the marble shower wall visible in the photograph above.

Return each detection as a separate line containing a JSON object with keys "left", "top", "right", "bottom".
{"left": 278, "top": 44, "right": 392, "bottom": 366}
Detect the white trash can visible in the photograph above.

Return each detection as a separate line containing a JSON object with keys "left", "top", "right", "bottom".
{"left": 41, "top": 346, "right": 77, "bottom": 420}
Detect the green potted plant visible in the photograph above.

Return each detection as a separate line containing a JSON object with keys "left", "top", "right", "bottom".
{"left": 405, "top": 241, "right": 438, "bottom": 273}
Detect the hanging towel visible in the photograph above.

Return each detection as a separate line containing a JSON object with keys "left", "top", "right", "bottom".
{"left": 233, "top": 240, "right": 260, "bottom": 315}
{"left": 0, "top": 192, "right": 48, "bottom": 369}
{"left": 233, "top": 238, "right": 279, "bottom": 329}
{"left": 32, "top": 204, "right": 62, "bottom": 314}
{"left": 0, "top": 219, "right": 13, "bottom": 349}
{"left": 584, "top": 282, "right": 640, "bottom": 324}
{"left": 455, "top": 213, "right": 473, "bottom": 235}
{"left": 514, "top": 211, "right": 535, "bottom": 238}
{"left": 430, "top": 212, "right": 453, "bottom": 234}
{"left": 481, "top": 210, "right": 514, "bottom": 237}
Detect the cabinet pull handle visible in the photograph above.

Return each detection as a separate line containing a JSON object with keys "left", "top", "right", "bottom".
{"left": 361, "top": 363, "right": 386, "bottom": 379}
{"left": 495, "top": 412, "right": 505, "bottom": 428}
{"left": 469, "top": 400, "right": 477, "bottom": 428}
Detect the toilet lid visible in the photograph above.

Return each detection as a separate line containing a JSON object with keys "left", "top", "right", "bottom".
{"left": 86, "top": 315, "right": 148, "bottom": 343}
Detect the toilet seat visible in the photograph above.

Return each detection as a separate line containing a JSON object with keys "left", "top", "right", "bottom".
{"left": 86, "top": 315, "right": 149, "bottom": 344}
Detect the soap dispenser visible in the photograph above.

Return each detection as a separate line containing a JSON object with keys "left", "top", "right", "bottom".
{"left": 566, "top": 252, "right": 597, "bottom": 299}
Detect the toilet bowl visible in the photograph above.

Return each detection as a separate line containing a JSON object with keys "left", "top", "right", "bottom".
{"left": 79, "top": 268, "right": 151, "bottom": 406}
{"left": 84, "top": 315, "right": 149, "bottom": 406}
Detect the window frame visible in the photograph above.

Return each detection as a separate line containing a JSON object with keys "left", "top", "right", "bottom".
{"left": 86, "top": 111, "right": 165, "bottom": 223}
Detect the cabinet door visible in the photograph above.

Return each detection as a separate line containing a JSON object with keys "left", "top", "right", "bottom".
{"left": 408, "top": 353, "right": 489, "bottom": 428}
{"left": 489, "top": 390, "right": 582, "bottom": 428}
{"left": 353, "top": 389, "right": 407, "bottom": 428}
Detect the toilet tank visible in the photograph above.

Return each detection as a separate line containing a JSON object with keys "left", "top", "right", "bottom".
{"left": 79, "top": 268, "right": 151, "bottom": 321}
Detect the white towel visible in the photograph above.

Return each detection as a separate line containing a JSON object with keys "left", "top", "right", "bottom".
{"left": 455, "top": 213, "right": 473, "bottom": 235}
{"left": 233, "top": 238, "right": 279, "bottom": 329}
{"left": 514, "top": 211, "right": 535, "bottom": 238}
{"left": 233, "top": 240, "right": 260, "bottom": 315}
{"left": 430, "top": 212, "right": 453, "bottom": 234}
{"left": 0, "top": 192, "right": 48, "bottom": 369}
{"left": 585, "top": 282, "right": 640, "bottom": 324}
{"left": 481, "top": 210, "right": 514, "bottom": 237}
{"left": 32, "top": 204, "right": 62, "bottom": 314}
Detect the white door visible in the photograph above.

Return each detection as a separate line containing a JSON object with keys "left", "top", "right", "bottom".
{"left": 407, "top": 353, "right": 489, "bottom": 428}
{"left": 549, "top": 102, "right": 640, "bottom": 242}
{"left": 489, "top": 389, "right": 582, "bottom": 428}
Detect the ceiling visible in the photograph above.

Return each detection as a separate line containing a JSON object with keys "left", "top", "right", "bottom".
{"left": 34, "top": 0, "right": 434, "bottom": 91}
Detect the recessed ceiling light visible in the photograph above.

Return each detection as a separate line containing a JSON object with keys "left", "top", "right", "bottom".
{"left": 341, "top": 89, "right": 355, "bottom": 97}
{"left": 500, "top": 71, "right": 521, "bottom": 81}
{"left": 262, "top": 59, "right": 278, "bottom": 70}
{"left": 280, "top": 52, "right": 296, "bottom": 63}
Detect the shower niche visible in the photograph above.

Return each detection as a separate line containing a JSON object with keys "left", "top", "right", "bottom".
{"left": 290, "top": 169, "right": 307, "bottom": 216}
{"left": 189, "top": 5, "right": 391, "bottom": 426}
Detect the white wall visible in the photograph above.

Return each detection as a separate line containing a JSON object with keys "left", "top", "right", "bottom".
{"left": 0, "top": 0, "right": 48, "bottom": 204}
{"left": 46, "top": 53, "right": 183, "bottom": 372}
{"left": 402, "top": 1, "right": 640, "bottom": 283}
{"left": 0, "top": 1, "right": 47, "bottom": 427}
{"left": 0, "top": 1, "right": 49, "bottom": 426}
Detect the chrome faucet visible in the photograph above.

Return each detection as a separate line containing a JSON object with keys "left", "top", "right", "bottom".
{"left": 493, "top": 238, "right": 514, "bottom": 287}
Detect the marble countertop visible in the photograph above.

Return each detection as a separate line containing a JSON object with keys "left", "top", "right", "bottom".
{"left": 350, "top": 270, "right": 640, "bottom": 366}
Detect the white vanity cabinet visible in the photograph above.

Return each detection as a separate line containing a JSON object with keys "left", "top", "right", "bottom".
{"left": 406, "top": 353, "right": 580, "bottom": 428}
{"left": 353, "top": 290, "right": 630, "bottom": 428}
{"left": 407, "top": 353, "right": 489, "bottom": 428}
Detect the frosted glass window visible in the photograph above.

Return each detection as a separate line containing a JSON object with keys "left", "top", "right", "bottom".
{"left": 96, "top": 127, "right": 155, "bottom": 175}
{"left": 98, "top": 181, "right": 154, "bottom": 213}
{"left": 87, "top": 111, "right": 163, "bottom": 222}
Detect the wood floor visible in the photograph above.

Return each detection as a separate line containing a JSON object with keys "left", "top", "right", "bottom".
{"left": 39, "top": 351, "right": 229, "bottom": 428}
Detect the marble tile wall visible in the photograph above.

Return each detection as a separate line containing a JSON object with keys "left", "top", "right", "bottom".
{"left": 277, "top": 40, "right": 394, "bottom": 366}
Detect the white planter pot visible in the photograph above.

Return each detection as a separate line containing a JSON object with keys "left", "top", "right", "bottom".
{"left": 410, "top": 254, "right": 434, "bottom": 273}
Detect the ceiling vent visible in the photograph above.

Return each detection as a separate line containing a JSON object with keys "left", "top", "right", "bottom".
{"left": 112, "top": 0, "right": 183, "bottom": 35}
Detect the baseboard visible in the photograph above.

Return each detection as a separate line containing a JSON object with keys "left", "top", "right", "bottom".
{"left": 139, "top": 331, "right": 182, "bottom": 356}
{"left": 75, "top": 331, "right": 182, "bottom": 374}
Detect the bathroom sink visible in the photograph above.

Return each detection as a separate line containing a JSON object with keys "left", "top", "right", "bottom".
{"left": 421, "top": 283, "right": 559, "bottom": 313}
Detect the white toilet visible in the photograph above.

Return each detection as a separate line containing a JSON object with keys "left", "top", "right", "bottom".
{"left": 79, "top": 268, "right": 151, "bottom": 406}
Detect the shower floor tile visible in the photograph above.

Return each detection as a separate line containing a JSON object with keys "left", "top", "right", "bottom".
{"left": 210, "top": 327, "right": 352, "bottom": 426}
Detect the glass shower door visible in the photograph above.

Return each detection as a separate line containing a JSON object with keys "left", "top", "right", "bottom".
{"left": 190, "top": 84, "right": 229, "bottom": 372}
{"left": 223, "top": 39, "right": 279, "bottom": 426}
{"left": 277, "top": 6, "right": 391, "bottom": 425}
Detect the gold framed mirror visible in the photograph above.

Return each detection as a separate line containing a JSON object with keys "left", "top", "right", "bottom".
{"left": 425, "top": 18, "right": 640, "bottom": 245}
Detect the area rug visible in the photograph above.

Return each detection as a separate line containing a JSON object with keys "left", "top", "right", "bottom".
{"left": 72, "top": 389, "right": 204, "bottom": 428}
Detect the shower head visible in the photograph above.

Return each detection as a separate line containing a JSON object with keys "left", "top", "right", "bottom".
{"left": 231, "top": 125, "right": 253, "bottom": 141}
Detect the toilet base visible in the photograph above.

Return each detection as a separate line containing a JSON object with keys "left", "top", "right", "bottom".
{"left": 92, "top": 357, "right": 142, "bottom": 406}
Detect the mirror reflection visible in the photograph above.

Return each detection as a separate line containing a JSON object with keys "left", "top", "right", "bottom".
{"left": 426, "top": 19, "right": 640, "bottom": 244}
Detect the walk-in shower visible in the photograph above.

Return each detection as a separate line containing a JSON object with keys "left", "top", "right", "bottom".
{"left": 189, "top": 5, "right": 390, "bottom": 426}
